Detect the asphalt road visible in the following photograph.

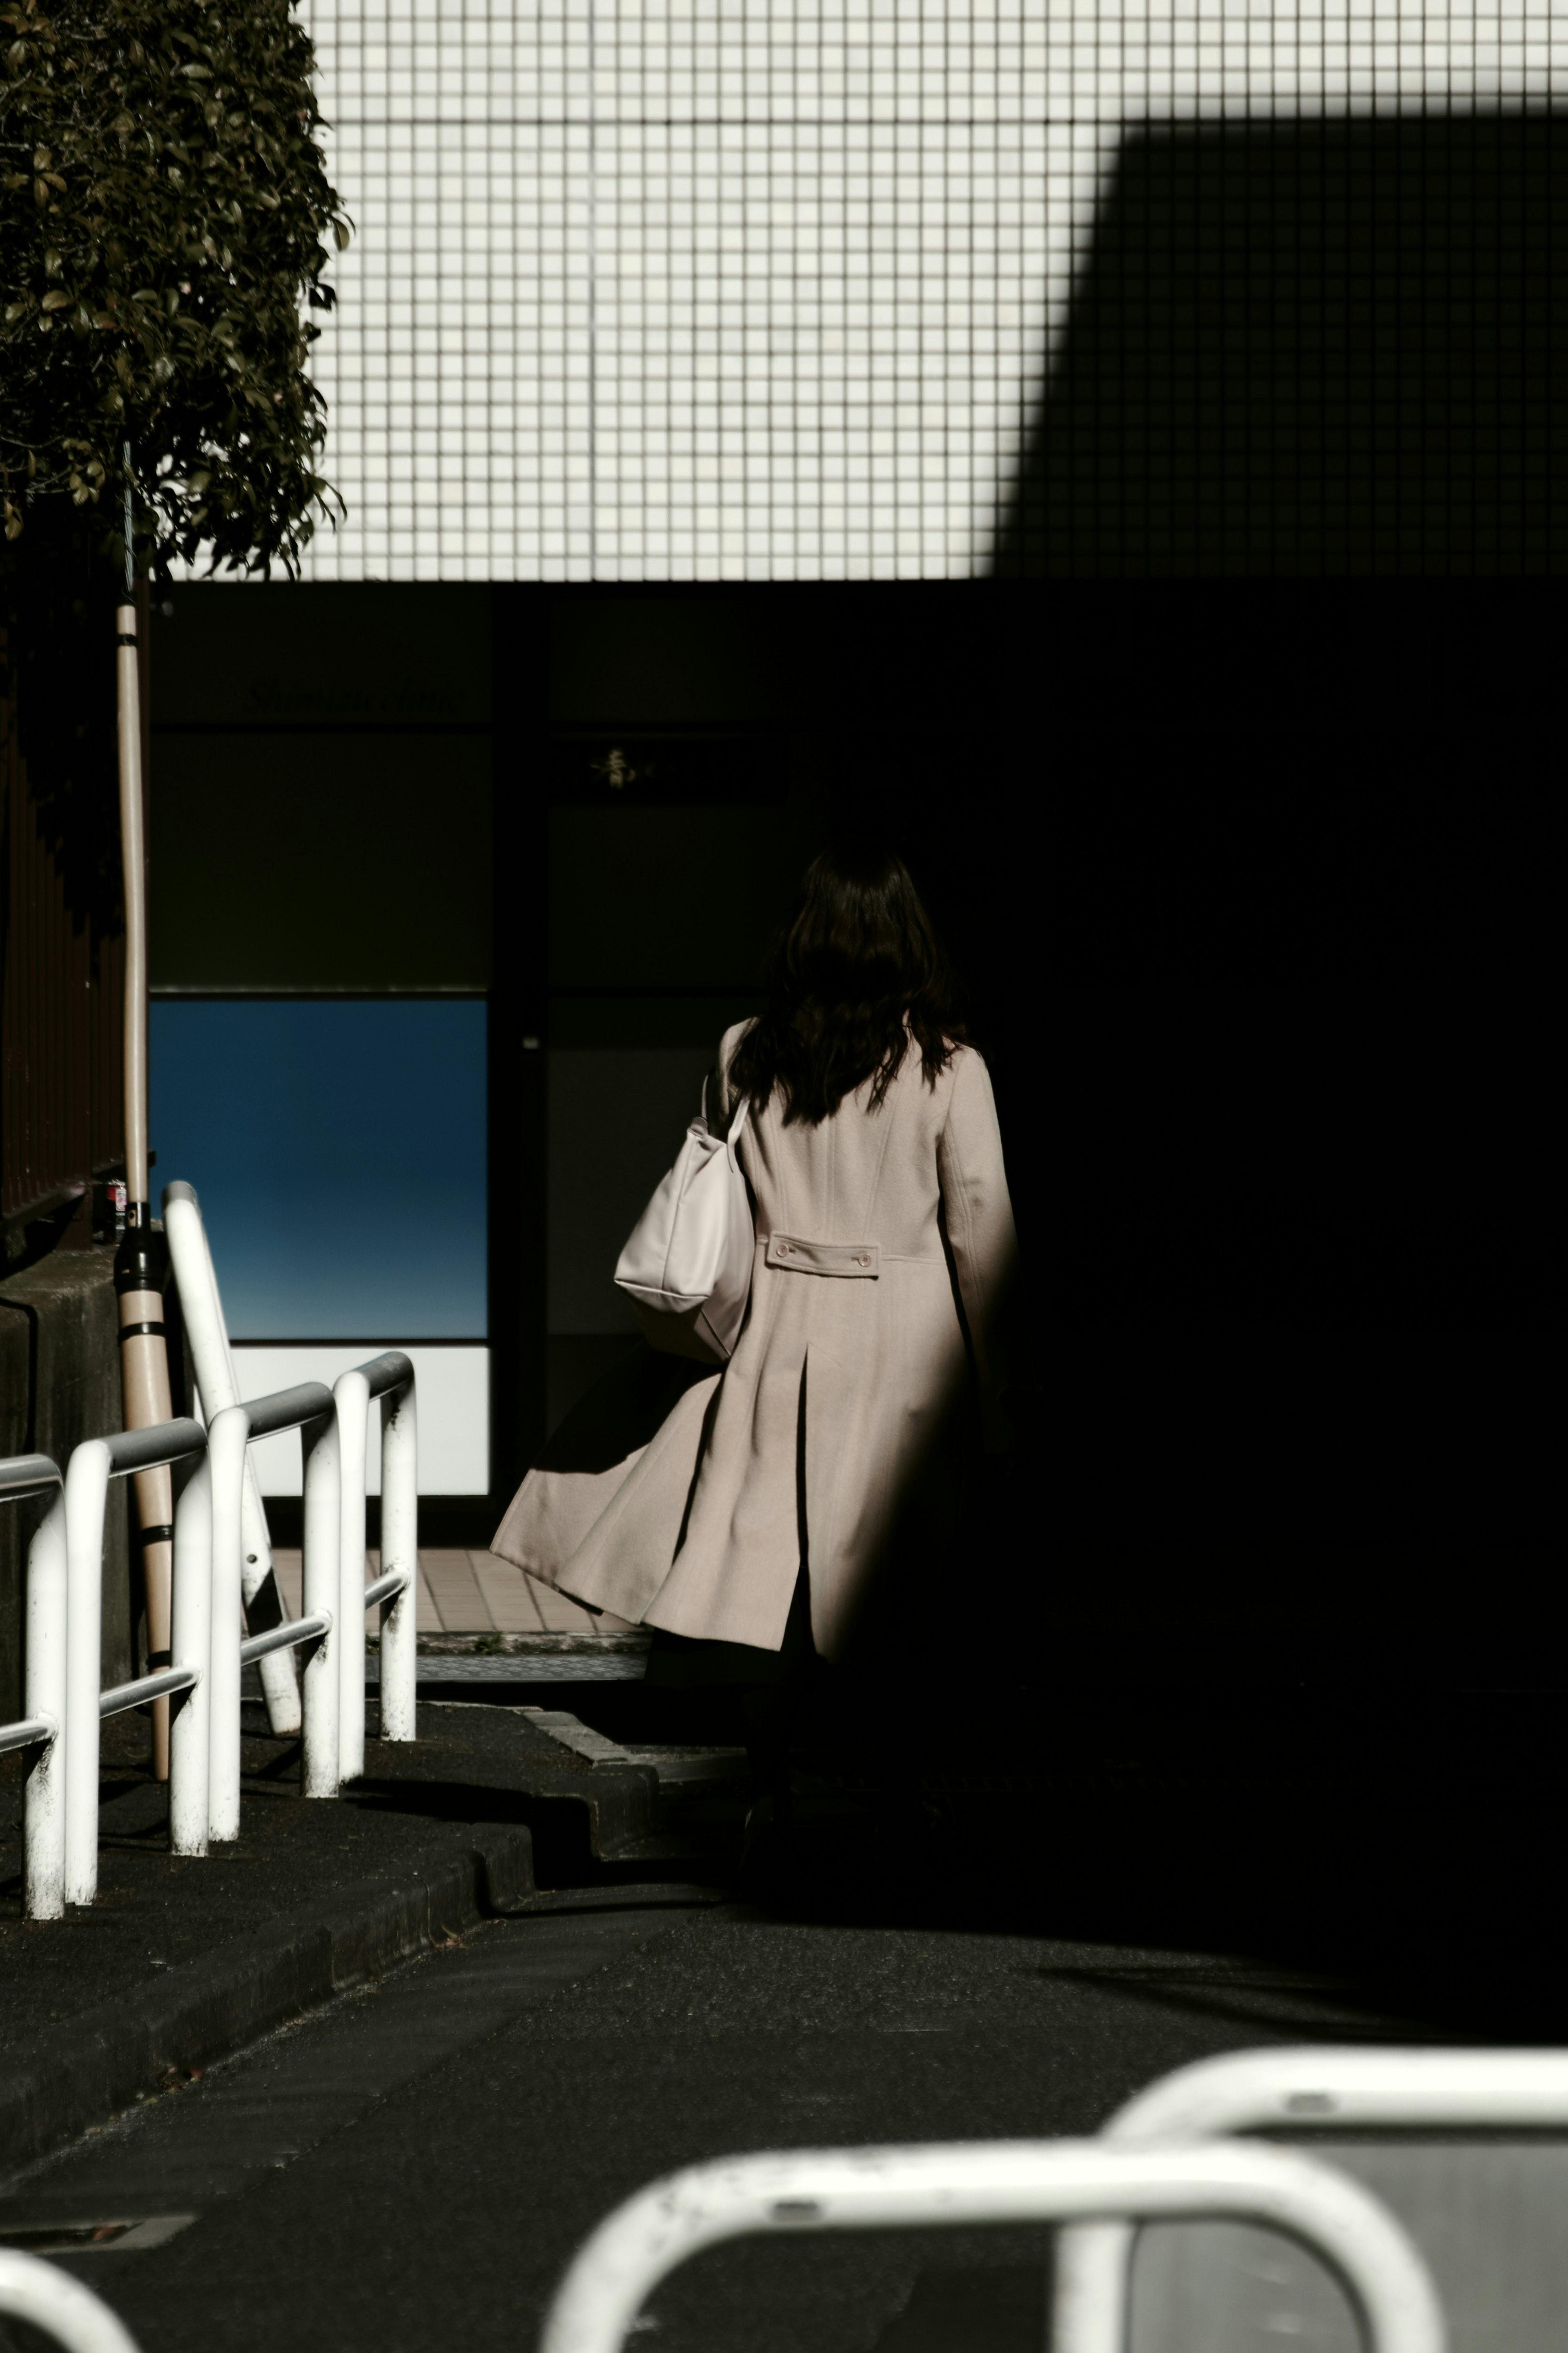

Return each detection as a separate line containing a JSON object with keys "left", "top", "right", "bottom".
{"left": 0, "top": 1887, "right": 1429, "bottom": 2353}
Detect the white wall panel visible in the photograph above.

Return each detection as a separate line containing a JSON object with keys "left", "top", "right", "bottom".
{"left": 226, "top": 1345, "right": 490, "bottom": 1494}
{"left": 283, "top": 0, "right": 1567, "bottom": 583}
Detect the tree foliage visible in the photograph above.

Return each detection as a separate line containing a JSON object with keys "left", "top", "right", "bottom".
{"left": 0, "top": 0, "right": 350, "bottom": 574}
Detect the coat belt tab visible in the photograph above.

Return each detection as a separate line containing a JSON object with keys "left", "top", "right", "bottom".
{"left": 765, "top": 1234, "right": 880, "bottom": 1278}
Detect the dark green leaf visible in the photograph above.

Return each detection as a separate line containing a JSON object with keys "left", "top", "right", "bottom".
{"left": 2, "top": 0, "right": 351, "bottom": 575}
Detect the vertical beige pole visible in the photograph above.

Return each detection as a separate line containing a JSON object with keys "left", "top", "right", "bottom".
{"left": 115, "top": 593, "right": 176, "bottom": 1778}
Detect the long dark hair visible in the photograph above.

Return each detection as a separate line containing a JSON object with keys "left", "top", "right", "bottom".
{"left": 729, "top": 844, "right": 967, "bottom": 1125}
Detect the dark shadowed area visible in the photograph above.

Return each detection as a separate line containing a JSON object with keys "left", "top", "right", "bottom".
{"left": 996, "top": 108, "right": 1568, "bottom": 578}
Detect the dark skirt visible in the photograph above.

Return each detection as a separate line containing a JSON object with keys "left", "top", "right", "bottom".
{"left": 642, "top": 1563, "right": 816, "bottom": 1690}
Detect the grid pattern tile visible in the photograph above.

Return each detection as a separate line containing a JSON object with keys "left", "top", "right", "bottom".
{"left": 284, "top": 0, "right": 1564, "bottom": 583}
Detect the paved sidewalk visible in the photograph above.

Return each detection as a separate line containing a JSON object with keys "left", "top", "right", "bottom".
{"left": 0, "top": 1700, "right": 739, "bottom": 2172}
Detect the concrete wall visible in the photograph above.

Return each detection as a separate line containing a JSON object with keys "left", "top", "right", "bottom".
{"left": 0, "top": 1245, "right": 131, "bottom": 1731}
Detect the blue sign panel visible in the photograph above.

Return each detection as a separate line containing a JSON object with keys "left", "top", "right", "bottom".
{"left": 150, "top": 999, "right": 487, "bottom": 1340}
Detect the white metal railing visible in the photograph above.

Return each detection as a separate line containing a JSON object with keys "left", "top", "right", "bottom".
{"left": 2, "top": 1355, "right": 417, "bottom": 1911}
{"left": 537, "top": 2140, "right": 1446, "bottom": 2353}
{"left": 0, "top": 1401, "right": 326, "bottom": 1889}
{"left": 0, "top": 1452, "right": 69, "bottom": 1913}
{"left": 204, "top": 1358, "right": 417, "bottom": 1823}
{"left": 0, "top": 2247, "right": 141, "bottom": 2352}
{"left": 333, "top": 1349, "right": 418, "bottom": 1773}
{"left": 1053, "top": 2043, "right": 1568, "bottom": 2353}
{"left": 200, "top": 1378, "right": 340, "bottom": 1831}
{"left": 161, "top": 1180, "right": 299, "bottom": 1738}
{"left": 163, "top": 1180, "right": 417, "bottom": 1795}
{"left": 4, "top": 1430, "right": 211, "bottom": 1913}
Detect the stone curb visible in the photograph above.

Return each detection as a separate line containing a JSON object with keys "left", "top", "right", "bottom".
{"left": 0, "top": 1821, "right": 536, "bottom": 2177}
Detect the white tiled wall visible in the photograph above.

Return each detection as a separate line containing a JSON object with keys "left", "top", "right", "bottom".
{"left": 293, "top": 0, "right": 1566, "bottom": 584}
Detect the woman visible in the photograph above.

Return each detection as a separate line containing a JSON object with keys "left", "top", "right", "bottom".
{"left": 492, "top": 841, "right": 1017, "bottom": 1863}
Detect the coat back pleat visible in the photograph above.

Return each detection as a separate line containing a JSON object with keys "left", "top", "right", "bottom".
{"left": 492, "top": 1023, "right": 1017, "bottom": 1659}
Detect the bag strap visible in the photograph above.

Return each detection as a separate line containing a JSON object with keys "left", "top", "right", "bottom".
{"left": 703, "top": 1068, "right": 750, "bottom": 1150}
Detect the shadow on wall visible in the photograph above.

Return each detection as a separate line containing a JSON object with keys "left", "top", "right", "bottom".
{"left": 994, "top": 108, "right": 1568, "bottom": 577}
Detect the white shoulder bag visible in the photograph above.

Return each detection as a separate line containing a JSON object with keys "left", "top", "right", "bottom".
{"left": 614, "top": 1075, "right": 755, "bottom": 1363}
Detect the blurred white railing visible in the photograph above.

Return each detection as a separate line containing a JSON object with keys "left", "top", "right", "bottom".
{"left": 0, "top": 2245, "right": 141, "bottom": 2352}
{"left": 538, "top": 2140, "right": 1446, "bottom": 2353}
{"left": 1053, "top": 2043, "right": 1568, "bottom": 2353}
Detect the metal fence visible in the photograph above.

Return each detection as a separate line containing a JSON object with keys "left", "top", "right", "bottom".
{"left": 1053, "top": 2044, "right": 1568, "bottom": 2353}
{"left": 538, "top": 2140, "right": 1446, "bottom": 2353}
{"left": 0, "top": 1361, "right": 418, "bottom": 1916}
{"left": 0, "top": 1421, "right": 206, "bottom": 1914}
{"left": 0, "top": 2244, "right": 140, "bottom": 2353}
{"left": 161, "top": 1180, "right": 298, "bottom": 1737}
{"left": 161, "top": 1179, "right": 418, "bottom": 1776}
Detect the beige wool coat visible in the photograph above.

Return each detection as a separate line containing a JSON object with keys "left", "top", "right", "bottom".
{"left": 491, "top": 1022, "right": 1018, "bottom": 1660}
